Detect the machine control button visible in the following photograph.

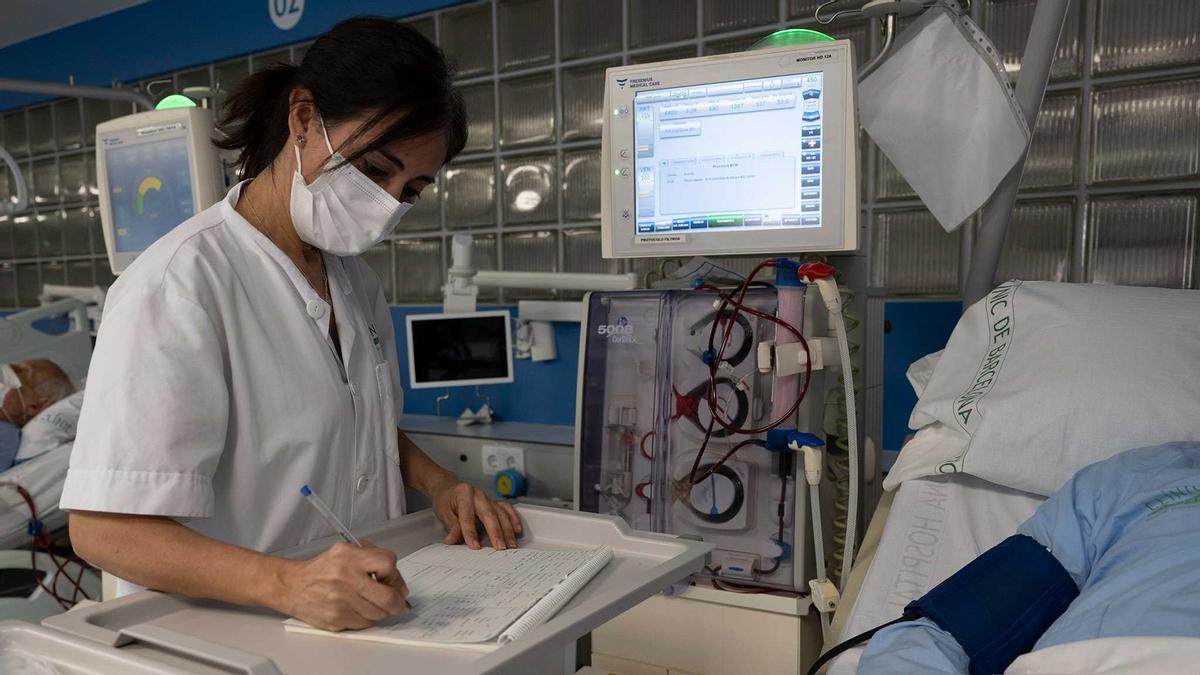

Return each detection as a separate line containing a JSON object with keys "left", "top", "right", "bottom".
{"left": 306, "top": 299, "right": 325, "bottom": 319}
{"left": 619, "top": 148, "right": 630, "bottom": 159}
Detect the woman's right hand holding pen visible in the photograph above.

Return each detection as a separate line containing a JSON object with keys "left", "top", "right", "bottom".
{"left": 274, "top": 541, "right": 409, "bottom": 631}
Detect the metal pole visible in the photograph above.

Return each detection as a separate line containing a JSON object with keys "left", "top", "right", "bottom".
{"left": 475, "top": 270, "right": 639, "bottom": 291}
{"left": 857, "top": 13, "right": 897, "bottom": 80}
{"left": 0, "top": 78, "right": 155, "bottom": 110}
{"left": 961, "top": 0, "right": 1071, "bottom": 308}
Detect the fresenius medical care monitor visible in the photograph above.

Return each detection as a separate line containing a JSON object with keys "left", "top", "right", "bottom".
{"left": 96, "top": 107, "right": 225, "bottom": 274}
{"left": 601, "top": 41, "right": 858, "bottom": 258}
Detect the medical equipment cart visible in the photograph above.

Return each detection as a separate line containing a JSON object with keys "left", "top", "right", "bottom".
{"left": 3, "top": 505, "right": 709, "bottom": 674}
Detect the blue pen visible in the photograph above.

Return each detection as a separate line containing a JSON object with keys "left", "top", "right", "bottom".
{"left": 300, "top": 484, "right": 380, "bottom": 583}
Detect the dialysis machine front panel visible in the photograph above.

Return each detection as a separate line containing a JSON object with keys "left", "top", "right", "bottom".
{"left": 577, "top": 288, "right": 819, "bottom": 591}
{"left": 600, "top": 40, "right": 858, "bottom": 259}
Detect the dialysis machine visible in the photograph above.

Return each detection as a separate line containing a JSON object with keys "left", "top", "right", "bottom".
{"left": 578, "top": 284, "right": 822, "bottom": 592}
{"left": 576, "top": 36, "right": 861, "bottom": 640}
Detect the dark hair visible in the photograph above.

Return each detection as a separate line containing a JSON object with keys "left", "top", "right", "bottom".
{"left": 216, "top": 17, "right": 467, "bottom": 179}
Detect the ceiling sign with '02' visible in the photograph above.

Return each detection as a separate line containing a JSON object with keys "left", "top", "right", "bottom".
{"left": 269, "top": 0, "right": 305, "bottom": 30}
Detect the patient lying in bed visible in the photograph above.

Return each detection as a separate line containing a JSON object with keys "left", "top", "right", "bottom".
{"left": 859, "top": 442, "right": 1200, "bottom": 674}
{"left": 0, "top": 358, "right": 76, "bottom": 470}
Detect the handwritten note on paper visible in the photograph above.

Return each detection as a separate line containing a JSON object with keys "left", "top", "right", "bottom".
{"left": 284, "top": 544, "right": 607, "bottom": 646}
{"left": 394, "top": 545, "right": 600, "bottom": 643}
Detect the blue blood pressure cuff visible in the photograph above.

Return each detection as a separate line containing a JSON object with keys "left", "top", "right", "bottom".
{"left": 807, "top": 534, "right": 1079, "bottom": 675}
{"left": 905, "top": 534, "right": 1080, "bottom": 675}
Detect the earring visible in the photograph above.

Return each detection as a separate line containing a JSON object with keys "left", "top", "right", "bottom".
{"left": 296, "top": 132, "right": 306, "bottom": 145}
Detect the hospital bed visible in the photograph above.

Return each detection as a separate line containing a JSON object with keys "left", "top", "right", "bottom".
{"left": 0, "top": 297, "right": 93, "bottom": 546}
{"left": 822, "top": 280, "right": 1200, "bottom": 673}
{"left": 0, "top": 296, "right": 101, "bottom": 622}
{"left": 826, "top": 473, "right": 1044, "bottom": 672}
{"left": 0, "top": 297, "right": 94, "bottom": 550}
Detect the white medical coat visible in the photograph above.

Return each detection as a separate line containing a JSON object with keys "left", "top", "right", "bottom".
{"left": 62, "top": 182, "right": 406, "bottom": 592}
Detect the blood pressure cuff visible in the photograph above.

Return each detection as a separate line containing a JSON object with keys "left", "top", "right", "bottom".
{"left": 905, "top": 534, "right": 1080, "bottom": 675}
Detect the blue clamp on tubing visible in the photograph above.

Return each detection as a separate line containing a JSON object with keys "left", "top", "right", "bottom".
{"left": 27, "top": 519, "right": 43, "bottom": 536}
{"left": 774, "top": 258, "right": 806, "bottom": 287}
{"left": 765, "top": 428, "right": 796, "bottom": 452}
{"left": 774, "top": 539, "right": 793, "bottom": 561}
{"left": 691, "top": 276, "right": 705, "bottom": 288}
{"left": 787, "top": 431, "right": 825, "bottom": 450}
{"left": 701, "top": 348, "right": 717, "bottom": 366}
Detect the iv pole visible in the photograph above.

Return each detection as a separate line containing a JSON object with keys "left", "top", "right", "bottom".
{"left": 962, "top": 0, "right": 1072, "bottom": 307}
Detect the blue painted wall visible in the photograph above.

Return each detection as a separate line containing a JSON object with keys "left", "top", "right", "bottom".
{"left": 0, "top": 0, "right": 468, "bottom": 110}
{"left": 881, "top": 300, "right": 961, "bottom": 451}
{"left": 389, "top": 306, "right": 580, "bottom": 426}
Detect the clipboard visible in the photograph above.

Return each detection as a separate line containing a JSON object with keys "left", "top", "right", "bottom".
{"left": 40, "top": 505, "right": 712, "bottom": 675}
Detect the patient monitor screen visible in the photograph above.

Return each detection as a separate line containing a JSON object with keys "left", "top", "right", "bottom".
{"left": 105, "top": 137, "right": 195, "bottom": 253}
{"left": 409, "top": 313, "right": 512, "bottom": 388}
{"left": 633, "top": 71, "right": 824, "bottom": 236}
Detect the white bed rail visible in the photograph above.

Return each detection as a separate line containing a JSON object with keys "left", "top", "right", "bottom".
{"left": 0, "top": 297, "right": 95, "bottom": 386}
{"left": 40, "top": 285, "right": 107, "bottom": 336}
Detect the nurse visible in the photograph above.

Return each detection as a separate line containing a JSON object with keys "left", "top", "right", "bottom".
{"left": 62, "top": 18, "right": 521, "bottom": 632}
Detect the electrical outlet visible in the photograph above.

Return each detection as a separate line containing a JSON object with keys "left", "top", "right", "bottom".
{"left": 481, "top": 444, "right": 525, "bottom": 477}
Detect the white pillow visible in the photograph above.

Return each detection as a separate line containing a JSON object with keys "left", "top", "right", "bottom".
{"left": 885, "top": 281, "right": 1200, "bottom": 496}
{"left": 16, "top": 389, "right": 85, "bottom": 463}
{"left": 905, "top": 350, "right": 943, "bottom": 398}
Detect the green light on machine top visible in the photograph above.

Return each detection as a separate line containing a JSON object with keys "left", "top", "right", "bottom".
{"left": 155, "top": 94, "right": 197, "bottom": 110}
{"left": 751, "top": 28, "right": 835, "bottom": 50}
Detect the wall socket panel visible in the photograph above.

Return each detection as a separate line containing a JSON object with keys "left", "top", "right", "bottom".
{"left": 482, "top": 444, "right": 525, "bottom": 477}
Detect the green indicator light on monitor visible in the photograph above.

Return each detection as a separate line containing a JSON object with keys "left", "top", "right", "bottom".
{"left": 155, "top": 94, "right": 197, "bottom": 110}
{"left": 750, "top": 28, "right": 835, "bottom": 50}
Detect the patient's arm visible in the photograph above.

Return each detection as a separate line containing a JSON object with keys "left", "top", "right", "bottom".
{"left": 859, "top": 616, "right": 969, "bottom": 674}
{"left": 1012, "top": 470, "right": 1096, "bottom": 588}
{"left": 857, "top": 465, "right": 1104, "bottom": 675}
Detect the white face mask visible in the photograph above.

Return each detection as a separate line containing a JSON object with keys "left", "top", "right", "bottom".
{"left": 289, "top": 119, "right": 413, "bottom": 256}
{"left": 0, "top": 364, "right": 23, "bottom": 425}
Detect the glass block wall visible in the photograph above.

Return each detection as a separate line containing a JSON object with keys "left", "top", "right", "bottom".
{"left": 1, "top": 0, "right": 1197, "bottom": 308}
{"left": 873, "top": 0, "right": 1200, "bottom": 295}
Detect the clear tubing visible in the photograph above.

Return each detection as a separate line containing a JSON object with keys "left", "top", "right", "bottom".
{"left": 831, "top": 308, "right": 858, "bottom": 590}
{"left": 810, "top": 481, "right": 830, "bottom": 638}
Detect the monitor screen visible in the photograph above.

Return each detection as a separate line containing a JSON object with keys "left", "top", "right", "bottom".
{"left": 408, "top": 312, "right": 513, "bottom": 389}
{"left": 104, "top": 137, "right": 195, "bottom": 253}
{"left": 632, "top": 71, "right": 824, "bottom": 238}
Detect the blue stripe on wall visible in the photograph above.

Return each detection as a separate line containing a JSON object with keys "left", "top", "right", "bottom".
{"left": 0, "top": 0, "right": 468, "bottom": 110}
{"left": 389, "top": 305, "right": 580, "bottom": 426}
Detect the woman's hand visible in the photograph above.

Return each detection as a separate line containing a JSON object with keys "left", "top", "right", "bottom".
{"left": 277, "top": 541, "right": 409, "bottom": 631}
{"left": 430, "top": 479, "right": 523, "bottom": 550}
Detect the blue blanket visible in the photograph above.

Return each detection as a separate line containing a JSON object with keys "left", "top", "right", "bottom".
{"left": 860, "top": 442, "right": 1200, "bottom": 673}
